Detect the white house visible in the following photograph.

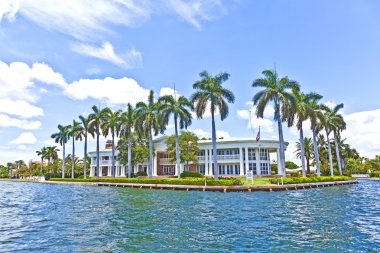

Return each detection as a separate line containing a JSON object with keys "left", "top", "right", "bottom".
{"left": 89, "top": 136, "right": 288, "bottom": 177}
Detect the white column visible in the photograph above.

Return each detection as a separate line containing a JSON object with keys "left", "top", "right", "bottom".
{"left": 120, "top": 165, "right": 125, "bottom": 177}
{"left": 107, "top": 166, "right": 111, "bottom": 177}
{"left": 90, "top": 166, "right": 94, "bottom": 177}
{"left": 256, "top": 148, "right": 261, "bottom": 176}
{"left": 153, "top": 153, "right": 157, "bottom": 176}
{"left": 209, "top": 149, "right": 213, "bottom": 176}
{"left": 239, "top": 147, "right": 244, "bottom": 176}
{"left": 277, "top": 148, "right": 281, "bottom": 175}
{"left": 205, "top": 149, "right": 209, "bottom": 176}
{"left": 245, "top": 147, "right": 249, "bottom": 175}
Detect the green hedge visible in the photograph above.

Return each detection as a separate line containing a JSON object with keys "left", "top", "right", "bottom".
{"left": 370, "top": 171, "right": 380, "bottom": 178}
{"left": 49, "top": 177, "right": 243, "bottom": 186}
{"left": 269, "top": 176, "right": 354, "bottom": 185}
{"left": 180, "top": 171, "right": 205, "bottom": 178}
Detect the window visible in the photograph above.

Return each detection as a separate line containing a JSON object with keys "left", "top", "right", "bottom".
{"left": 219, "top": 164, "right": 239, "bottom": 175}
{"left": 260, "top": 149, "right": 268, "bottom": 160}
{"left": 248, "top": 148, "right": 256, "bottom": 160}
{"left": 102, "top": 156, "right": 109, "bottom": 161}
{"left": 198, "top": 164, "right": 205, "bottom": 174}
{"left": 260, "top": 163, "right": 270, "bottom": 175}
{"left": 249, "top": 163, "right": 257, "bottom": 175}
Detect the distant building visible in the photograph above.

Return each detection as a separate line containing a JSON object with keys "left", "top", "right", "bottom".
{"left": 88, "top": 135, "right": 288, "bottom": 177}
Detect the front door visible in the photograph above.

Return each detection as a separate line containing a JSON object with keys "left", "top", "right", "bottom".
{"left": 102, "top": 166, "right": 108, "bottom": 176}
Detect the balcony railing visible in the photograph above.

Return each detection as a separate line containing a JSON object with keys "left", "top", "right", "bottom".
{"left": 217, "top": 154, "right": 240, "bottom": 160}
{"left": 198, "top": 156, "right": 205, "bottom": 161}
{"left": 159, "top": 158, "right": 175, "bottom": 165}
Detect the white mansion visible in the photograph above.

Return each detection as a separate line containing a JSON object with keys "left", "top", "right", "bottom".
{"left": 89, "top": 136, "right": 287, "bottom": 177}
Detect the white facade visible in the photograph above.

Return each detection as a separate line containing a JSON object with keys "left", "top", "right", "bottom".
{"left": 88, "top": 136, "right": 287, "bottom": 177}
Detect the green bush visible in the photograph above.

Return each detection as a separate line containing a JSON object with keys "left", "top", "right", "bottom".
{"left": 180, "top": 171, "right": 204, "bottom": 178}
{"left": 269, "top": 176, "right": 354, "bottom": 185}
{"left": 49, "top": 177, "right": 243, "bottom": 186}
{"left": 370, "top": 171, "right": 380, "bottom": 178}
{"left": 135, "top": 171, "right": 148, "bottom": 177}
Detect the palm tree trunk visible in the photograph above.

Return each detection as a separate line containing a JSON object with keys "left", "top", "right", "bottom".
{"left": 111, "top": 132, "right": 115, "bottom": 178}
{"left": 127, "top": 134, "right": 132, "bottom": 178}
{"left": 149, "top": 127, "right": 153, "bottom": 178}
{"left": 299, "top": 124, "right": 306, "bottom": 177}
{"left": 277, "top": 117, "right": 286, "bottom": 177}
{"left": 312, "top": 127, "right": 321, "bottom": 176}
{"left": 40, "top": 158, "right": 43, "bottom": 175}
{"left": 211, "top": 109, "right": 218, "bottom": 180}
{"left": 326, "top": 130, "right": 334, "bottom": 176}
{"left": 306, "top": 156, "right": 310, "bottom": 174}
{"left": 174, "top": 115, "right": 181, "bottom": 178}
{"left": 62, "top": 143, "right": 65, "bottom": 178}
{"left": 84, "top": 133, "right": 87, "bottom": 179}
{"left": 96, "top": 127, "right": 100, "bottom": 178}
{"left": 72, "top": 137, "right": 75, "bottom": 179}
{"left": 334, "top": 130, "right": 343, "bottom": 176}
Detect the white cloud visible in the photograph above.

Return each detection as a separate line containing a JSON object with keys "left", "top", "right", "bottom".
{"left": 159, "top": 87, "right": 180, "bottom": 97}
{"left": 65, "top": 77, "right": 150, "bottom": 105}
{"left": 0, "top": 99, "right": 43, "bottom": 118}
{"left": 216, "top": 130, "right": 230, "bottom": 139}
{"left": 0, "top": 61, "right": 67, "bottom": 103}
{"left": 17, "top": 145, "right": 27, "bottom": 150}
{"left": 341, "top": 108, "right": 380, "bottom": 158}
{"left": 10, "top": 132, "right": 37, "bottom": 144}
{"left": 0, "top": 114, "right": 41, "bottom": 129}
{"left": 15, "top": 0, "right": 150, "bottom": 41}
{"left": 0, "top": 0, "right": 19, "bottom": 22}
{"left": 72, "top": 42, "right": 142, "bottom": 69}
{"left": 166, "top": 0, "right": 225, "bottom": 30}
{"left": 190, "top": 128, "right": 209, "bottom": 138}
{"left": 85, "top": 67, "right": 102, "bottom": 75}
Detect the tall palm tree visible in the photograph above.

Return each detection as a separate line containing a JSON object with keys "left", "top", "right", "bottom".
{"left": 101, "top": 109, "right": 122, "bottom": 178}
{"left": 88, "top": 105, "right": 109, "bottom": 178}
{"left": 51, "top": 125, "right": 70, "bottom": 178}
{"left": 252, "top": 69, "right": 299, "bottom": 177}
{"left": 190, "top": 71, "right": 235, "bottom": 180}
{"left": 36, "top": 147, "right": 47, "bottom": 175}
{"left": 295, "top": 137, "right": 314, "bottom": 174}
{"left": 330, "top": 104, "right": 346, "bottom": 176}
{"left": 79, "top": 115, "right": 92, "bottom": 179}
{"left": 119, "top": 103, "right": 135, "bottom": 178}
{"left": 309, "top": 100, "right": 325, "bottom": 176}
{"left": 135, "top": 90, "right": 165, "bottom": 178}
{"left": 285, "top": 88, "right": 322, "bottom": 177}
{"left": 68, "top": 120, "right": 84, "bottom": 178}
{"left": 159, "top": 93, "right": 193, "bottom": 178}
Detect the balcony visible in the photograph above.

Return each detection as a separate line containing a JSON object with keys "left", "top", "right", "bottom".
{"left": 198, "top": 156, "right": 205, "bottom": 161}
{"left": 159, "top": 158, "right": 175, "bottom": 165}
{"left": 217, "top": 154, "right": 240, "bottom": 160}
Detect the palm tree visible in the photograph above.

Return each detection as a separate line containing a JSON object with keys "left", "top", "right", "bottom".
{"left": 285, "top": 88, "right": 322, "bottom": 177}
{"left": 330, "top": 104, "right": 346, "bottom": 176}
{"left": 309, "top": 100, "right": 325, "bottom": 176}
{"left": 51, "top": 125, "right": 70, "bottom": 178}
{"left": 101, "top": 109, "right": 122, "bottom": 178}
{"left": 36, "top": 147, "right": 47, "bottom": 175}
{"left": 79, "top": 115, "right": 92, "bottom": 179}
{"left": 252, "top": 69, "right": 299, "bottom": 177}
{"left": 159, "top": 93, "right": 193, "bottom": 178}
{"left": 135, "top": 90, "right": 165, "bottom": 178}
{"left": 190, "top": 71, "right": 235, "bottom": 180}
{"left": 46, "top": 146, "right": 59, "bottom": 174}
{"left": 88, "top": 105, "right": 109, "bottom": 178}
{"left": 68, "top": 120, "right": 84, "bottom": 178}
{"left": 119, "top": 103, "right": 135, "bottom": 178}
{"left": 295, "top": 137, "right": 314, "bottom": 174}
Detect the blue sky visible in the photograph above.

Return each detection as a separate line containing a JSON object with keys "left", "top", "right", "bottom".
{"left": 1, "top": 0, "right": 380, "bottom": 165}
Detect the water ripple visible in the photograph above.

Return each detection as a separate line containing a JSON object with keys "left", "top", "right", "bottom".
{"left": 0, "top": 181, "right": 379, "bottom": 252}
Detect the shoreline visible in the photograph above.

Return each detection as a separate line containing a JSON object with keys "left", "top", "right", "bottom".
{"left": 0, "top": 179, "right": 359, "bottom": 192}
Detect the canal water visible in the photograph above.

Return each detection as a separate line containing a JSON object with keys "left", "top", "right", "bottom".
{"left": 0, "top": 181, "right": 379, "bottom": 252}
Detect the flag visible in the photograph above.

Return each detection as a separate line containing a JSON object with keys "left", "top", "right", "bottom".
{"left": 256, "top": 126, "right": 261, "bottom": 142}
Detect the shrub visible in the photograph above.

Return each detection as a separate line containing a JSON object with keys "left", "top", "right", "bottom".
{"left": 181, "top": 171, "right": 204, "bottom": 178}
{"left": 269, "top": 176, "right": 354, "bottom": 185}
{"left": 370, "top": 171, "right": 380, "bottom": 178}
{"left": 49, "top": 177, "right": 243, "bottom": 186}
{"left": 135, "top": 171, "right": 148, "bottom": 177}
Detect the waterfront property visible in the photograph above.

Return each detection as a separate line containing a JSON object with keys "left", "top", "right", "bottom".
{"left": 89, "top": 136, "right": 288, "bottom": 177}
